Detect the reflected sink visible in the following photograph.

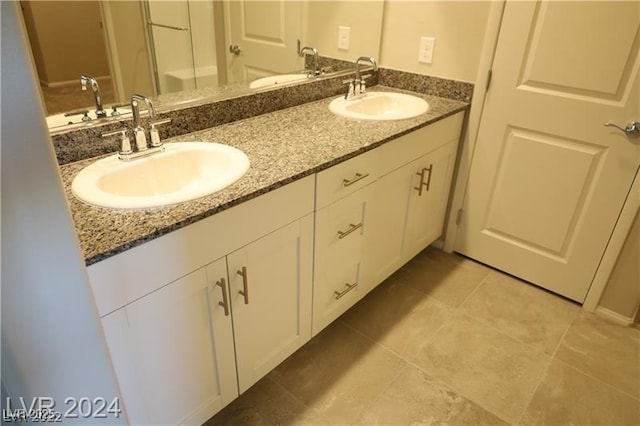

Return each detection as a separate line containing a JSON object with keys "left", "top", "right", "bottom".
{"left": 329, "top": 91, "right": 429, "bottom": 121}
{"left": 249, "top": 73, "right": 310, "bottom": 89}
{"left": 72, "top": 142, "right": 250, "bottom": 209}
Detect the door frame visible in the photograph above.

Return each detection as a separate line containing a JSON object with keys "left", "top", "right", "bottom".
{"left": 442, "top": 0, "right": 638, "bottom": 312}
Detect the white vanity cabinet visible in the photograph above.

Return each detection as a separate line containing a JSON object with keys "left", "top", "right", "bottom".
{"left": 89, "top": 176, "right": 314, "bottom": 425}
{"left": 368, "top": 112, "right": 464, "bottom": 285}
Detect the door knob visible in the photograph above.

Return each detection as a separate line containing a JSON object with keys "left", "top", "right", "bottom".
{"left": 229, "top": 44, "right": 242, "bottom": 56}
{"left": 604, "top": 121, "right": 640, "bottom": 137}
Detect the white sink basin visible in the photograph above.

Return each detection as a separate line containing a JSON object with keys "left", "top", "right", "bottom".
{"left": 249, "top": 73, "right": 310, "bottom": 89}
{"left": 329, "top": 91, "right": 429, "bottom": 121}
{"left": 72, "top": 142, "right": 250, "bottom": 209}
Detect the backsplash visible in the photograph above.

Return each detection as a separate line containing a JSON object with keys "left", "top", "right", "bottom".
{"left": 50, "top": 66, "right": 473, "bottom": 165}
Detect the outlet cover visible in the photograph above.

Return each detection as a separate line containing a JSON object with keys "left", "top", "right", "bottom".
{"left": 338, "top": 26, "right": 350, "bottom": 50}
{"left": 418, "top": 36, "right": 435, "bottom": 64}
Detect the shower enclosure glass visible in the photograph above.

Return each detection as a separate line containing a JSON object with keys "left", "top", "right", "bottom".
{"left": 143, "top": 0, "right": 219, "bottom": 95}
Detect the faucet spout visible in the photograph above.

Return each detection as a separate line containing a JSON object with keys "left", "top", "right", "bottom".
{"left": 130, "top": 94, "right": 155, "bottom": 129}
{"left": 300, "top": 46, "right": 320, "bottom": 76}
{"left": 355, "top": 57, "right": 378, "bottom": 81}
{"left": 80, "top": 75, "right": 107, "bottom": 118}
{"left": 130, "top": 94, "right": 155, "bottom": 152}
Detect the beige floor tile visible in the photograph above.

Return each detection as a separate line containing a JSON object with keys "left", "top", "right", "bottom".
{"left": 396, "top": 247, "right": 491, "bottom": 307}
{"left": 341, "top": 278, "right": 455, "bottom": 361}
{"left": 460, "top": 271, "right": 579, "bottom": 354}
{"left": 555, "top": 311, "right": 640, "bottom": 399}
{"left": 205, "top": 376, "right": 323, "bottom": 426}
{"left": 360, "top": 364, "right": 510, "bottom": 425}
{"left": 520, "top": 359, "right": 640, "bottom": 426}
{"left": 415, "top": 314, "right": 551, "bottom": 423}
{"left": 268, "top": 321, "right": 406, "bottom": 424}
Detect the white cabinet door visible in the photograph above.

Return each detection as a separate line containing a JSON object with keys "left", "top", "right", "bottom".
{"left": 227, "top": 215, "right": 313, "bottom": 393}
{"left": 101, "top": 262, "right": 237, "bottom": 425}
{"left": 368, "top": 163, "right": 413, "bottom": 286}
{"left": 404, "top": 141, "right": 458, "bottom": 260}
{"left": 369, "top": 139, "right": 460, "bottom": 287}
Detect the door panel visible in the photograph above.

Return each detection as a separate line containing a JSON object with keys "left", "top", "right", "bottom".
{"left": 226, "top": 0, "right": 302, "bottom": 83}
{"left": 455, "top": 0, "right": 640, "bottom": 302}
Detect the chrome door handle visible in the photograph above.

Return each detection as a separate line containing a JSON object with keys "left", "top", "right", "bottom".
{"left": 229, "top": 44, "right": 242, "bottom": 56}
{"left": 216, "top": 278, "right": 230, "bottom": 316}
{"left": 604, "top": 121, "right": 640, "bottom": 137}
{"left": 237, "top": 266, "right": 249, "bottom": 304}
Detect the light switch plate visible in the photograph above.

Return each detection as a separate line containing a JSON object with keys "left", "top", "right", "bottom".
{"left": 338, "top": 26, "right": 350, "bottom": 50}
{"left": 418, "top": 36, "right": 435, "bottom": 64}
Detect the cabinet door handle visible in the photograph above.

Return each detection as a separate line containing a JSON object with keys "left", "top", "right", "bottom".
{"left": 216, "top": 278, "right": 230, "bottom": 316}
{"left": 237, "top": 266, "right": 249, "bottom": 304}
{"left": 334, "top": 282, "right": 358, "bottom": 300}
{"left": 414, "top": 165, "right": 433, "bottom": 196}
{"left": 337, "top": 222, "right": 363, "bottom": 239}
{"left": 342, "top": 172, "right": 369, "bottom": 187}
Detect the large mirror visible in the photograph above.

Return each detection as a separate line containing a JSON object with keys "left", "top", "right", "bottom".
{"left": 19, "top": 0, "right": 384, "bottom": 130}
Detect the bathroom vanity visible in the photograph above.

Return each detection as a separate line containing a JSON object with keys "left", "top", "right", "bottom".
{"left": 59, "top": 85, "right": 467, "bottom": 424}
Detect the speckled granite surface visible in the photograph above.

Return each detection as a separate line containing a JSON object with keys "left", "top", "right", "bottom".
{"left": 59, "top": 87, "right": 468, "bottom": 265}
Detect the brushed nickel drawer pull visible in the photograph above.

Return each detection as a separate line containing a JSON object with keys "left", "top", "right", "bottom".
{"left": 334, "top": 282, "right": 358, "bottom": 300}
{"left": 424, "top": 164, "right": 433, "bottom": 192}
{"left": 342, "top": 172, "right": 370, "bottom": 187}
{"left": 414, "top": 165, "right": 433, "bottom": 196}
{"left": 337, "top": 222, "right": 363, "bottom": 239}
{"left": 237, "top": 266, "right": 249, "bottom": 304}
{"left": 216, "top": 278, "right": 230, "bottom": 316}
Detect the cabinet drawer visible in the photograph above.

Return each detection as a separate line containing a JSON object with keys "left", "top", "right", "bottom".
{"left": 315, "top": 185, "right": 373, "bottom": 255}
{"left": 316, "top": 148, "right": 379, "bottom": 209}
{"left": 312, "top": 260, "right": 362, "bottom": 335}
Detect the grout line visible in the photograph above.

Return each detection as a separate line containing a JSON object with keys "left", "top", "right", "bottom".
{"left": 553, "top": 356, "right": 640, "bottom": 403}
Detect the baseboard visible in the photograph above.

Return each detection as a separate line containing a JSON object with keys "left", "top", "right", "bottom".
{"left": 41, "top": 75, "right": 111, "bottom": 88}
{"left": 594, "top": 306, "right": 635, "bottom": 327}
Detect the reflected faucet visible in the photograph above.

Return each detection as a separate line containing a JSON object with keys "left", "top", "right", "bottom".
{"left": 299, "top": 46, "right": 320, "bottom": 76}
{"left": 80, "top": 75, "right": 107, "bottom": 118}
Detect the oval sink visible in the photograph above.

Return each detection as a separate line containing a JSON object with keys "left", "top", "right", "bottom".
{"left": 249, "top": 73, "right": 310, "bottom": 89}
{"left": 72, "top": 142, "right": 250, "bottom": 209}
{"left": 329, "top": 91, "right": 429, "bottom": 121}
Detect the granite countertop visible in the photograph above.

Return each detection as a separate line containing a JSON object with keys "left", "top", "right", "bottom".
{"left": 59, "top": 86, "right": 468, "bottom": 266}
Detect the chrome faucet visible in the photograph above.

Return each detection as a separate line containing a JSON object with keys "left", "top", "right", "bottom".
{"left": 101, "top": 93, "right": 171, "bottom": 161}
{"left": 344, "top": 56, "right": 378, "bottom": 100}
{"left": 80, "top": 75, "right": 107, "bottom": 118}
{"left": 299, "top": 46, "right": 320, "bottom": 76}
{"left": 131, "top": 94, "right": 155, "bottom": 152}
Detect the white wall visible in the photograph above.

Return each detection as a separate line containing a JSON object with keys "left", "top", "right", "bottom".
{"left": 305, "top": 1, "right": 384, "bottom": 62}
{"left": 1, "top": 2, "right": 123, "bottom": 422}
{"left": 379, "top": 1, "right": 491, "bottom": 82}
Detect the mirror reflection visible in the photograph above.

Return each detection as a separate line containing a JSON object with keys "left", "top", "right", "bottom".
{"left": 19, "top": 0, "right": 384, "bottom": 129}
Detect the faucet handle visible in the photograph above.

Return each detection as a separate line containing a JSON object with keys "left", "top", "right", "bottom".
{"left": 101, "top": 128, "right": 132, "bottom": 155}
{"left": 149, "top": 118, "right": 172, "bottom": 148}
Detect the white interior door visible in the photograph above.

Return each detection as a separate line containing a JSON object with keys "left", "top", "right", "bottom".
{"left": 455, "top": 0, "right": 640, "bottom": 302}
{"left": 225, "top": 0, "right": 302, "bottom": 84}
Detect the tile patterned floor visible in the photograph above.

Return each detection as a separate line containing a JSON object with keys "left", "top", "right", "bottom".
{"left": 207, "top": 247, "right": 640, "bottom": 425}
